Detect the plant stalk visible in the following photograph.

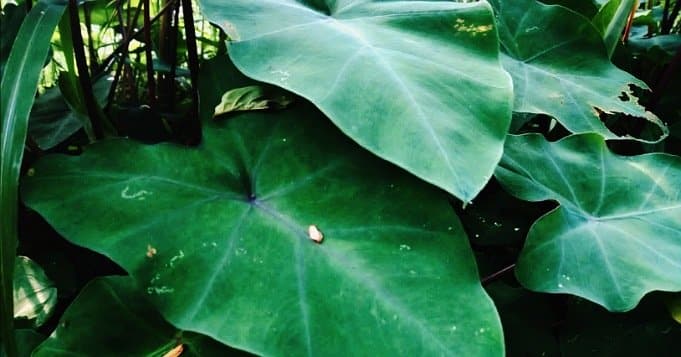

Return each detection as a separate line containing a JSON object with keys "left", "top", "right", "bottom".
{"left": 93, "top": 0, "right": 177, "bottom": 76}
{"left": 157, "top": 0, "right": 179, "bottom": 111}
{"left": 83, "top": 2, "right": 98, "bottom": 67}
{"left": 182, "top": 0, "right": 201, "bottom": 141}
{"left": 622, "top": 0, "right": 639, "bottom": 44}
{"left": 481, "top": 264, "right": 516, "bottom": 285}
{"left": 143, "top": 0, "right": 157, "bottom": 107}
{"left": 68, "top": 0, "right": 106, "bottom": 138}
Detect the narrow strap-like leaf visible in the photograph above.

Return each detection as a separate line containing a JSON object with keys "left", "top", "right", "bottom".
{"left": 0, "top": 1, "right": 66, "bottom": 355}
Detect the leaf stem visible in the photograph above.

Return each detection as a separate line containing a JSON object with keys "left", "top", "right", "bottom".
{"left": 181, "top": 0, "right": 201, "bottom": 142}
{"left": 622, "top": 0, "right": 639, "bottom": 44}
{"left": 481, "top": 264, "right": 516, "bottom": 285}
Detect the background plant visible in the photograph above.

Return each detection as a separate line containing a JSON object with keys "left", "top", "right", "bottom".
{"left": 1, "top": 0, "right": 680, "bottom": 356}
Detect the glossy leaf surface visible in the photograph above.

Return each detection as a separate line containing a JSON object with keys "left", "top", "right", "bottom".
{"left": 198, "top": 0, "right": 513, "bottom": 201}
{"left": 22, "top": 104, "right": 502, "bottom": 356}
{"left": 490, "top": 0, "right": 667, "bottom": 142}
{"left": 33, "top": 276, "right": 247, "bottom": 356}
{"left": 495, "top": 133, "right": 681, "bottom": 311}
{"left": 13, "top": 256, "right": 57, "bottom": 328}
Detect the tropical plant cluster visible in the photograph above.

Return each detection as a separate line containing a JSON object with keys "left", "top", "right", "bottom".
{"left": 1, "top": 0, "right": 680, "bottom": 355}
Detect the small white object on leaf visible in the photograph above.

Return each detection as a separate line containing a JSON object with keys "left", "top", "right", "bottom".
{"left": 308, "top": 225, "right": 323, "bottom": 244}
{"left": 146, "top": 244, "right": 157, "bottom": 258}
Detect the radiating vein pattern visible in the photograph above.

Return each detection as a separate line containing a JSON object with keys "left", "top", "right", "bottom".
{"left": 22, "top": 105, "right": 503, "bottom": 356}
{"left": 495, "top": 133, "right": 681, "bottom": 311}
{"left": 198, "top": 0, "right": 513, "bottom": 201}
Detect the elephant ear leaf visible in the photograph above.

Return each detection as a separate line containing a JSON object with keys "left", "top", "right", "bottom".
{"left": 22, "top": 103, "right": 503, "bottom": 356}
{"left": 197, "top": 0, "right": 514, "bottom": 202}
{"left": 496, "top": 133, "right": 681, "bottom": 311}
{"left": 489, "top": 0, "right": 667, "bottom": 143}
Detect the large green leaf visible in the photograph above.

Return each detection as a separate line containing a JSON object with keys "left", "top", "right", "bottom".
{"left": 22, "top": 103, "right": 503, "bottom": 355}
{"left": 198, "top": 0, "right": 513, "bottom": 201}
{"left": 495, "top": 133, "right": 681, "bottom": 311}
{"left": 33, "top": 276, "right": 247, "bottom": 356}
{"left": 0, "top": 1, "right": 66, "bottom": 355}
{"left": 490, "top": 0, "right": 667, "bottom": 142}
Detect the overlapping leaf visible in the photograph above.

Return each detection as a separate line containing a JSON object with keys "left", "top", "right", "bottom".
{"left": 22, "top": 103, "right": 503, "bottom": 355}
{"left": 13, "top": 256, "right": 57, "bottom": 328}
{"left": 592, "top": 0, "right": 637, "bottom": 58}
{"left": 198, "top": 0, "right": 513, "bottom": 201}
{"left": 33, "top": 276, "right": 246, "bottom": 356}
{"left": 495, "top": 133, "right": 681, "bottom": 311}
{"left": 490, "top": 0, "right": 667, "bottom": 142}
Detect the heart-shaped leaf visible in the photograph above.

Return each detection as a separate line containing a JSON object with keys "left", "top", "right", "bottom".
{"left": 495, "top": 133, "right": 681, "bottom": 311}
{"left": 198, "top": 0, "right": 513, "bottom": 201}
{"left": 22, "top": 103, "right": 503, "bottom": 355}
{"left": 33, "top": 276, "right": 246, "bottom": 356}
{"left": 489, "top": 0, "right": 667, "bottom": 142}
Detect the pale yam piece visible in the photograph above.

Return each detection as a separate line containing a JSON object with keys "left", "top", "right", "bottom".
{"left": 307, "top": 225, "right": 323, "bottom": 243}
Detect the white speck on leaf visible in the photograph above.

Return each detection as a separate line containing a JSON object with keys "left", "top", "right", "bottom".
{"left": 121, "top": 186, "right": 152, "bottom": 200}
{"left": 146, "top": 245, "right": 157, "bottom": 258}
{"left": 150, "top": 273, "right": 161, "bottom": 284}
{"left": 146, "top": 286, "right": 174, "bottom": 295}
{"left": 308, "top": 225, "right": 324, "bottom": 243}
{"left": 168, "top": 250, "right": 184, "bottom": 267}
{"left": 270, "top": 69, "right": 290, "bottom": 83}
{"left": 399, "top": 244, "right": 411, "bottom": 251}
